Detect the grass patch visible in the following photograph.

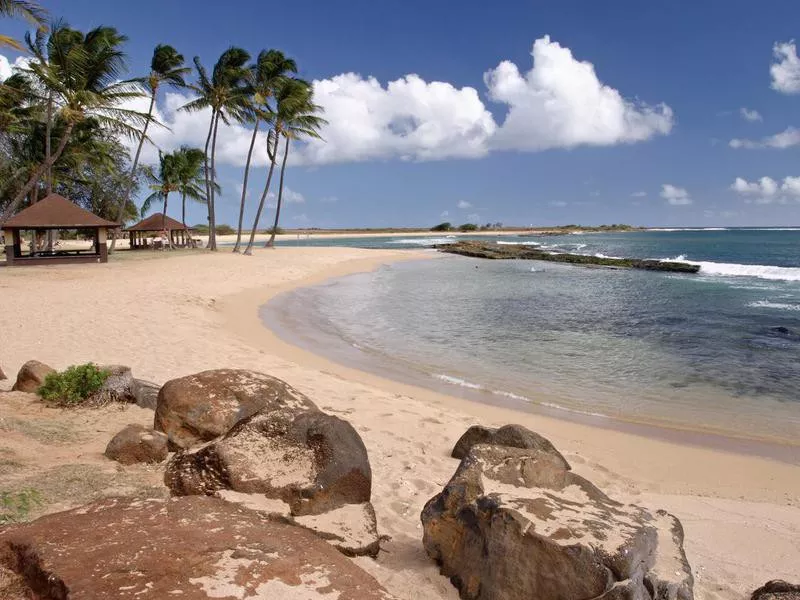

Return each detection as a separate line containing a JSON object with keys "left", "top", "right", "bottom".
{"left": 0, "top": 417, "right": 84, "bottom": 445}
{"left": 0, "top": 489, "right": 42, "bottom": 524}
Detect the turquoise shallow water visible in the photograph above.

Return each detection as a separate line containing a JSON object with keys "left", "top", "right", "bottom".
{"left": 262, "top": 229, "right": 800, "bottom": 445}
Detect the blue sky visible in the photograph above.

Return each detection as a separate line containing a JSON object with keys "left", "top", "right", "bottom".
{"left": 4, "top": 0, "right": 800, "bottom": 227}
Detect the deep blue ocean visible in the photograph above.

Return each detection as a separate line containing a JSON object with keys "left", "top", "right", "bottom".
{"left": 264, "top": 229, "right": 800, "bottom": 444}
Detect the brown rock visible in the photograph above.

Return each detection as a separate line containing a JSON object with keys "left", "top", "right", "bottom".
{"left": 166, "top": 407, "right": 371, "bottom": 515}
{"left": 451, "top": 424, "right": 570, "bottom": 469}
{"left": 752, "top": 581, "right": 800, "bottom": 600}
{"left": 104, "top": 424, "right": 168, "bottom": 465}
{"left": 11, "top": 360, "right": 55, "bottom": 393}
{"left": 422, "top": 443, "right": 694, "bottom": 600}
{"left": 0, "top": 365, "right": 6, "bottom": 381}
{"left": 0, "top": 496, "right": 395, "bottom": 599}
{"left": 154, "top": 369, "right": 317, "bottom": 450}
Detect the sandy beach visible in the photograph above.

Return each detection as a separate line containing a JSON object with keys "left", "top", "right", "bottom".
{"left": 1, "top": 247, "right": 798, "bottom": 600}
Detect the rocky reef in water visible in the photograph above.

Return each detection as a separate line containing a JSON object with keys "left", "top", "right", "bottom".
{"left": 436, "top": 240, "right": 701, "bottom": 273}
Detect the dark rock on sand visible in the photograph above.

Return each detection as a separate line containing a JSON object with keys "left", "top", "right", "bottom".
{"left": 752, "top": 581, "right": 800, "bottom": 600}
{"left": 422, "top": 443, "right": 694, "bottom": 600}
{"left": 451, "top": 424, "right": 570, "bottom": 469}
{"left": 0, "top": 365, "right": 6, "bottom": 381}
{"left": 0, "top": 496, "right": 395, "bottom": 599}
{"left": 104, "top": 424, "right": 168, "bottom": 465}
{"left": 131, "top": 378, "right": 160, "bottom": 410}
{"left": 11, "top": 360, "right": 55, "bottom": 393}
{"left": 166, "top": 407, "right": 371, "bottom": 514}
{"left": 165, "top": 406, "right": 380, "bottom": 556}
{"left": 154, "top": 369, "right": 317, "bottom": 450}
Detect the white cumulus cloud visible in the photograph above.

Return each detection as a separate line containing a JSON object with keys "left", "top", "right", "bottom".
{"left": 740, "top": 107, "right": 763, "bottom": 122}
{"left": 484, "top": 36, "right": 673, "bottom": 151}
{"left": 729, "top": 126, "right": 800, "bottom": 149}
{"left": 771, "top": 41, "right": 800, "bottom": 94}
{"left": 457, "top": 200, "right": 472, "bottom": 209}
{"left": 1, "top": 37, "right": 675, "bottom": 167}
{"left": 731, "top": 176, "right": 800, "bottom": 204}
{"left": 660, "top": 184, "right": 692, "bottom": 206}
{"left": 0, "top": 55, "right": 31, "bottom": 81}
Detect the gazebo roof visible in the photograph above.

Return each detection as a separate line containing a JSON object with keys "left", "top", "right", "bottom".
{"left": 3, "top": 194, "right": 118, "bottom": 229}
{"left": 125, "top": 213, "right": 190, "bottom": 232}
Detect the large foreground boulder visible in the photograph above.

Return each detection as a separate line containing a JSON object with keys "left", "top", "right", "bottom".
{"left": 154, "top": 369, "right": 317, "bottom": 450}
{"left": 451, "top": 423, "right": 570, "bottom": 469}
{"left": 166, "top": 406, "right": 379, "bottom": 556}
{"left": 104, "top": 424, "right": 168, "bottom": 465}
{"left": 166, "top": 407, "right": 372, "bottom": 513}
{"left": 752, "top": 581, "right": 800, "bottom": 600}
{"left": 11, "top": 360, "right": 54, "bottom": 393}
{"left": 422, "top": 442, "right": 694, "bottom": 600}
{"left": 0, "top": 496, "right": 395, "bottom": 599}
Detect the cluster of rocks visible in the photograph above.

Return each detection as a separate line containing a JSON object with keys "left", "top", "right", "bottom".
{"left": 7, "top": 359, "right": 159, "bottom": 409}
{"left": 1, "top": 361, "right": 795, "bottom": 600}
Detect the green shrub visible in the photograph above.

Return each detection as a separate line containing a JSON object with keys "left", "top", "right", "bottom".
{"left": 458, "top": 223, "right": 479, "bottom": 232}
{"left": 0, "top": 489, "right": 41, "bottom": 524}
{"left": 215, "top": 224, "right": 235, "bottom": 235}
{"left": 431, "top": 222, "right": 452, "bottom": 232}
{"left": 38, "top": 363, "right": 110, "bottom": 406}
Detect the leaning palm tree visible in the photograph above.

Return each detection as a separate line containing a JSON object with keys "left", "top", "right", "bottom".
{"left": 232, "top": 49, "right": 297, "bottom": 253}
{"left": 172, "top": 145, "right": 209, "bottom": 228}
{"left": 0, "top": 0, "right": 47, "bottom": 50}
{"left": 265, "top": 81, "right": 325, "bottom": 248}
{"left": 243, "top": 79, "right": 325, "bottom": 254}
{"left": 181, "top": 47, "right": 250, "bottom": 250}
{"left": 0, "top": 23, "right": 148, "bottom": 224}
{"left": 109, "top": 44, "right": 189, "bottom": 252}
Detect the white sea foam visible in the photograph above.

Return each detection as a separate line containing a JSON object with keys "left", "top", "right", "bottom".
{"left": 496, "top": 240, "right": 542, "bottom": 246}
{"left": 747, "top": 300, "right": 800, "bottom": 311}
{"left": 594, "top": 252, "right": 625, "bottom": 259}
{"left": 649, "top": 227, "right": 729, "bottom": 232}
{"left": 387, "top": 237, "right": 456, "bottom": 246}
{"left": 663, "top": 256, "right": 800, "bottom": 281}
{"left": 432, "top": 374, "right": 484, "bottom": 389}
{"left": 539, "top": 401, "right": 608, "bottom": 419}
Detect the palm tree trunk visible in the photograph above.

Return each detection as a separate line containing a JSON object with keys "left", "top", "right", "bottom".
{"left": 202, "top": 108, "right": 216, "bottom": 249}
{"left": 266, "top": 137, "right": 291, "bottom": 248}
{"left": 233, "top": 120, "right": 259, "bottom": 253}
{"left": 163, "top": 193, "right": 173, "bottom": 249}
{"left": 181, "top": 191, "right": 187, "bottom": 227}
{"left": 208, "top": 111, "right": 221, "bottom": 251}
{"left": 243, "top": 154, "right": 277, "bottom": 255}
{"left": 45, "top": 92, "right": 52, "bottom": 195}
{"left": 110, "top": 90, "right": 156, "bottom": 253}
{"left": 0, "top": 121, "right": 75, "bottom": 224}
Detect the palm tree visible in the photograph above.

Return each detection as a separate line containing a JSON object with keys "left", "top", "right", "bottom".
{"left": 140, "top": 151, "right": 180, "bottom": 246}
{"left": 172, "top": 145, "right": 208, "bottom": 227}
{"left": 182, "top": 47, "right": 250, "bottom": 250}
{"left": 0, "top": 0, "right": 47, "bottom": 50}
{"left": 109, "top": 44, "right": 189, "bottom": 252}
{"left": 232, "top": 49, "right": 297, "bottom": 253}
{"left": 0, "top": 23, "right": 148, "bottom": 224}
{"left": 265, "top": 81, "right": 325, "bottom": 248}
{"left": 243, "top": 79, "right": 324, "bottom": 254}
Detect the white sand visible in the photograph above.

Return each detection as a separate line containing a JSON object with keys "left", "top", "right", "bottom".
{"left": 0, "top": 247, "right": 798, "bottom": 600}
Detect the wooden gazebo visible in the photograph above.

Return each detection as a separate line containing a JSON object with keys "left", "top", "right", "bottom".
{"left": 2, "top": 194, "right": 118, "bottom": 265}
{"left": 125, "top": 213, "right": 194, "bottom": 249}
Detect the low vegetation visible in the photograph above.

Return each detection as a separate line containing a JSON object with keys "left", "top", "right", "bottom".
{"left": 0, "top": 489, "right": 42, "bottom": 524}
{"left": 38, "top": 363, "right": 110, "bottom": 406}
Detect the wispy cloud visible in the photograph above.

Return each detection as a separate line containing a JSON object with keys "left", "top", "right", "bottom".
{"left": 660, "top": 184, "right": 692, "bottom": 206}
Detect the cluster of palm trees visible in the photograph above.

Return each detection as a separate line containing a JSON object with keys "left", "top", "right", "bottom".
{"left": 1, "top": 1, "right": 327, "bottom": 255}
